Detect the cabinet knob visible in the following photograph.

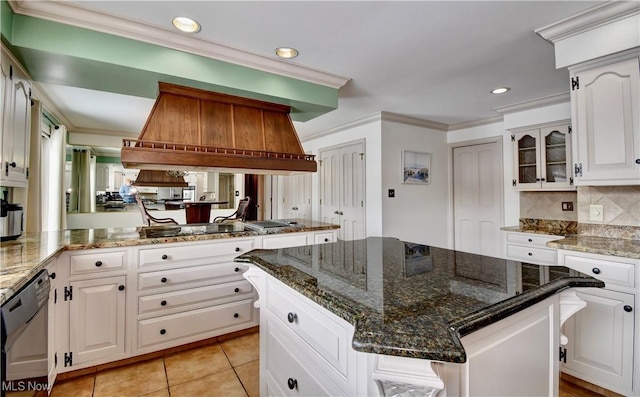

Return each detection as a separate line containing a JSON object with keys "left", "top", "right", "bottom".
{"left": 95, "top": 261, "right": 103, "bottom": 267}
{"left": 235, "top": 267, "right": 240, "bottom": 272}
{"left": 624, "top": 305, "right": 633, "bottom": 313}
{"left": 8, "top": 162, "right": 16, "bottom": 168}
{"left": 118, "top": 285, "right": 125, "bottom": 291}
{"left": 287, "top": 378, "right": 298, "bottom": 390}
{"left": 161, "top": 300, "right": 167, "bottom": 306}
{"left": 160, "top": 329, "right": 166, "bottom": 335}
{"left": 235, "top": 247, "right": 241, "bottom": 252}
{"left": 287, "top": 312, "right": 297, "bottom": 323}
{"left": 635, "top": 159, "right": 640, "bottom": 164}
{"left": 49, "top": 272, "right": 56, "bottom": 279}
{"left": 540, "top": 178, "right": 545, "bottom": 181}
{"left": 528, "top": 252, "right": 533, "bottom": 256}
{"left": 234, "top": 313, "right": 239, "bottom": 318}
{"left": 161, "top": 254, "right": 168, "bottom": 260}
{"left": 591, "top": 268, "right": 601, "bottom": 275}
{"left": 527, "top": 238, "right": 533, "bottom": 242}
{"left": 324, "top": 238, "right": 329, "bottom": 242}
{"left": 161, "top": 277, "right": 168, "bottom": 283}
{"left": 234, "top": 288, "right": 240, "bottom": 293}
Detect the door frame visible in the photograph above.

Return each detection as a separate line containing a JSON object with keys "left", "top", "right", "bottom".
{"left": 448, "top": 136, "right": 504, "bottom": 256}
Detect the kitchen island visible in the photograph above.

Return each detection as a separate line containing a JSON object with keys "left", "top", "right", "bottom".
{"left": 236, "top": 237, "right": 604, "bottom": 396}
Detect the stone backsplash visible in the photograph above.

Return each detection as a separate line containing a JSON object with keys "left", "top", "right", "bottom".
{"left": 520, "top": 191, "right": 578, "bottom": 221}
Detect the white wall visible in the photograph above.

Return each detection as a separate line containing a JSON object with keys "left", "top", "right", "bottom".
{"left": 302, "top": 114, "right": 383, "bottom": 237}
{"left": 380, "top": 119, "right": 450, "bottom": 248}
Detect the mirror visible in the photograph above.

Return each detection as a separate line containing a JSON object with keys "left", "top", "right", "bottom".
{"left": 65, "top": 146, "right": 236, "bottom": 213}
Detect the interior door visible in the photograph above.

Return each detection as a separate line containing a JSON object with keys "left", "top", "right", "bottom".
{"left": 453, "top": 141, "right": 502, "bottom": 257}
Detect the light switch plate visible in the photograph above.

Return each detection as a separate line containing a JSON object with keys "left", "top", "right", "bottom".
{"left": 589, "top": 204, "right": 604, "bottom": 222}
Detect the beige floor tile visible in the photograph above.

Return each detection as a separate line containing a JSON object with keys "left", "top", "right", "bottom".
{"left": 221, "top": 331, "right": 259, "bottom": 367}
{"left": 93, "top": 358, "right": 167, "bottom": 397}
{"left": 169, "top": 368, "right": 248, "bottom": 397}
{"left": 164, "top": 344, "right": 232, "bottom": 386}
{"left": 6, "top": 391, "right": 36, "bottom": 397}
{"left": 235, "top": 359, "right": 260, "bottom": 397}
{"left": 50, "top": 375, "right": 94, "bottom": 397}
{"left": 138, "top": 389, "right": 170, "bottom": 397}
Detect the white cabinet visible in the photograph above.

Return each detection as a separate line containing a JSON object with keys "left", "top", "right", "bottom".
{"left": 260, "top": 230, "right": 337, "bottom": 250}
{"left": 319, "top": 140, "right": 366, "bottom": 241}
{"left": 570, "top": 57, "right": 640, "bottom": 185}
{"left": 511, "top": 123, "right": 574, "bottom": 190}
{"left": 95, "top": 163, "right": 111, "bottom": 191}
{"left": 1, "top": 47, "right": 32, "bottom": 188}
{"left": 504, "top": 231, "right": 562, "bottom": 266}
{"left": 558, "top": 250, "right": 638, "bottom": 396}
{"left": 281, "top": 173, "right": 312, "bottom": 223}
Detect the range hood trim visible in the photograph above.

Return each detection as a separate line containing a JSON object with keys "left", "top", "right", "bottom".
{"left": 133, "top": 170, "right": 188, "bottom": 187}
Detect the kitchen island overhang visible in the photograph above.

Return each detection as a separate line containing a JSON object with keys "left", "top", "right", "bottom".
{"left": 236, "top": 237, "right": 604, "bottom": 396}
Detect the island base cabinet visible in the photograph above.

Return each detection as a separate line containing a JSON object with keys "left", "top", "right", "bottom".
{"left": 561, "top": 288, "right": 635, "bottom": 395}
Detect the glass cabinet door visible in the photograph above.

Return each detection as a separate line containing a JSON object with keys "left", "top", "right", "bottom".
{"left": 513, "top": 130, "right": 539, "bottom": 186}
{"left": 540, "top": 124, "right": 571, "bottom": 187}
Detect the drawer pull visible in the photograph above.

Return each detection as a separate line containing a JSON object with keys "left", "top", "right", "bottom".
{"left": 161, "top": 277, "right": 168, "bottom": 283}
{"left": 161, "top": 254, "right": 168, "bottom": 260}
{"left": 161, "top": 300, "right": 167, "bottom": 306}
{"left": 324, "top": 238, "right": 329, "bottom": 242}
{"left": 287, "top": 312, "right": 297, "bottom": 323}
{"left": 235, "top": 247, "right": 241, "bottom": 252}
{"left": 160, "top": 329, "right": 166, "bottom": 335}
{"left": 234, "top": 288, "right": 240, "bottom": 293}
{"left": 592, "top": 268, "right": 601, "bottom": 275}
{"left": 118, "top": 285, "right": 125, "bottom": 291}
{"left": 95, "top": 261, "right": 103, "bottom": 267}
{"left": 287, "top": 378, "right": 298, "bottom": 390}
{"left": 50, "top": 272, "right": 56, "bottom": 279}
{"left": 528, "top": 238, "right": 532, "bottom": 243}
{"left": 234, "top": 313, "right": 239, "bottom": 318}
{"left": 235, "top": 267, "right": 240, "bottom": 272}
{"left": 624, "top": 305, "right": 633, "bottom": 313}
{"left": 528, "top": 252, "right": 533, "bottom": 256}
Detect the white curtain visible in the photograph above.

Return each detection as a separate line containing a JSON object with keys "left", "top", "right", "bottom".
{"left": 26, "top": 101, "right": 42, "bottom": 232}
{"left": 48, "top": 125, "right": 67, "bottom": 230}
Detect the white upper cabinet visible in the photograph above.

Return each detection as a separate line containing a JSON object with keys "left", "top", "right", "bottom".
{"left": 511, "top": 122, "right": 574, "bottom": 190}
{"left": 570, "top": 57, "right": 640, "bottom": 185}
{"left": 1, "top": 48, "right": 32, "bottom": 188}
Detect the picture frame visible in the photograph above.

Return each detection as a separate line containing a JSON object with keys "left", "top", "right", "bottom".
{"left": 402, "top": 150, "right": 431, "bottom": 184}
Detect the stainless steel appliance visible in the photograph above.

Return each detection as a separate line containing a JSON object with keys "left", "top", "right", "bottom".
{"left": 1, "top": 270, "right": 50, "bottom": 395}
{"left": 0, "top": 193, "right": 23, "bottom": 241}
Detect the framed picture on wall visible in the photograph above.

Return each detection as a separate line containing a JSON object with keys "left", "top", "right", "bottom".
{"left": 402, "top": 150, "right": 430, "bottom": 184}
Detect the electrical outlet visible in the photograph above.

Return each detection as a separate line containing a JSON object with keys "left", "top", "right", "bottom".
{"left": 589, "top": 204, "right": 604, "bottom": 222}
{"left": 388, "top": 189, "right": 395, "bottom": 198}
{"left": 561, "top": 202, "right": 573, "bottom": 211}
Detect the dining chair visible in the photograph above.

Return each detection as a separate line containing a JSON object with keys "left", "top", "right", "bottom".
{"left": 213, "top": 196, "right": 251, "bottom": 223}
{"left": 135, "top": 195, "right": 179, "bottom": 226}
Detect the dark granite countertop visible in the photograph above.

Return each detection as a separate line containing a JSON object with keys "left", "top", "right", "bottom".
{"left": 236, "top": 237, "right": 604, "bottom": 363}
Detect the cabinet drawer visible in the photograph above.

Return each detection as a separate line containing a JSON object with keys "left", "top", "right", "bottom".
{"left": 506, "top": 232, "right": 560, "bottom": 247}
{"left": 265, "top": 318, "right": 343, "bottom": 397}
{"left": 313, "top": 232, "right": 336, "bottom": 245}
{"left": 262, "top": 234, "right": 309, "bottom": 249}
{"left": 138, "top": 263, "right": 247, "bottom": 292}
{"left": 138, "top": 299, "right": 255, "bottom": 349}
{"left": 138, "top": 239, "right": 255, "bottom": 269}
{"left": 563, "top": 254, "right": 635, "bottom": 288}
{"left": 266, "top": 278, "right": 349, "bottom": 376}
{"left": 506, "top": 244, "right": 557, "bottom": 266}
{"left": 69, "top": 250, "right": 127, "bottom": 275}
{"left": 138, "top": 280, "right": 254, "bottom": 316}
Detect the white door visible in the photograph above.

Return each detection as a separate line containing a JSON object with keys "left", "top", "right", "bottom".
{"left": 69, "top": 276, "right": 126, "bottom": 366}
{"left": 453, "top": 141, "right": 502, "bottom": 257}
{"left": 281, "top": 173, "right": 311, "bottom": 223}
{"left": 319, "top": 140, "right": 365, "bottom": 241}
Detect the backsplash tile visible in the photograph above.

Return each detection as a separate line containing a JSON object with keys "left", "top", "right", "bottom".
{"left": 519, "top": 191, "right": 578, "bottom": 221}
{"left": 577, "top": 186, "right": 640, "bottom": 226}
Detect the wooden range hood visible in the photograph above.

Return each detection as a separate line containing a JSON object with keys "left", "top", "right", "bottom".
{"left": 121, "top": 83, "right": 317, "bottom": 175}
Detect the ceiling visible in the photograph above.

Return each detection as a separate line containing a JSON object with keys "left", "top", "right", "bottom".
{"left": 6, "top": 1, "right": 606, "bottom": 155}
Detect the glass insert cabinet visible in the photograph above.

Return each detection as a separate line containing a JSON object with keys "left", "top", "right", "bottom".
{"left": 511, "top": 122, "right": 575, "bottom": 190}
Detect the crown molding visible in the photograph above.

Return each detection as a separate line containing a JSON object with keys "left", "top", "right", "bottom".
{"left": 8, "top": 0, "right": 350, "bottom": 89}
{"left": 535, "top": 1, "right": 640, "bottom": 44}
{"left": 380, "top": 111, "right": 449, "bottom": 132}
{"left": 447, "top": 115, "right": 504, "bottom": 132}
{"left": 493, "top": 92, "right": 570, "bottom": 115}
{"left": 302, "top": 113, "right": 382, "bottom": 142}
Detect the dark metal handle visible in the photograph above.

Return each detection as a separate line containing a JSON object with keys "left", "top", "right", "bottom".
{"left": 624, "top": 305, "right": 633, "bottom": 312}
{"left": 536, "top": 178, "right": 541, "bottom": 181}
{"left": 287, "top": 312, "right": 297, "bottom": 323}
{"left": 334, "top": 210, "right": 339, "bottom": 215}
{"left": 161, "top": 277, "right": 168, "bottom": 283}
{"left": 235, "top": 247, "right": 240, "bottom": 252}
{"left": 161, "top": 254, "right": 168, "bottom": 260}
{"left": 234, "top": 313, "right": 239, "bottom": 318}
{"left": 287, "top": 378, "right": 297, "bottom": 390}
{"left": 540, "top": 178, "right": 545, "bottom": 181}
{"left": 528, "top": 252, "right": 533, "bottom": 256}
{"left": 118, "top": 285, "right": 125, "bottom": 291}
{"left": 8, "top": 162, "right": 16, "bottom": 168}
{"left": 161, "top": 300, "right": 167, "bottom": 306}
{"left": 324, "top": 238, "right": 329, "bottom": 242}
{"left": 95, "top": 261, "right": 103, "bottom": 267}
{"left": 636, "top": 159, "right": 640, "bottom": 164}
{"left": 528, "top": 238, "right": 533, "bottom": 242}
{"left": 592, "top": 268, "right": 601, "bottom": 275}
{"left": 235, "top": 267, "right": 240, "bottom": 272}
{"left": 234, "top": 288, "right": 240, "bottom": 293}
{"left": 160, "top": 329, "right": 166, "bottom": 335}
{"left": 50, "top": 272, "right": 56, "bottom": 279}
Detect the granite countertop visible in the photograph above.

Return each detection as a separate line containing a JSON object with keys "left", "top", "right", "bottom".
{"left": 547, "top": 235, "right": 640, "bottom": 259}
{"left": 500, "top": 226, "right": 576, "bottom": 237}
{"left": 0, "top": 220, "right": 338, "bottom": 304}
{"left": 236, "top": 237, "right": 604, "bottom": 363}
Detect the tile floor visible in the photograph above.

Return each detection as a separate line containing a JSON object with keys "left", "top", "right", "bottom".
{"left": 6, "top": 328, "right": 616, "bottom": 397}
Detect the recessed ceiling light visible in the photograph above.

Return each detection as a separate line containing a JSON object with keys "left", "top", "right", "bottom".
{"left": 275, "top": 47, "right": 299, "bottom": 59}
{"left": 491, "top": 87, "right": 511, "bottom": 94}
{"left": 172, "top": 17, "right": 200, "bottom": 33}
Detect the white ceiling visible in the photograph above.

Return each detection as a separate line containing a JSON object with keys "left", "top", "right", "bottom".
{"left": 23, "top": 1, "right": 605, "bottom": 149}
